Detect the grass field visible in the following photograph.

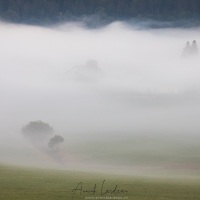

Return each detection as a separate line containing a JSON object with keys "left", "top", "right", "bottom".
{"left": 1, "top": 164, "right": 200, "bottom": 200}
{"left": 1, "top": 134, "right": 200, "bottom": 200}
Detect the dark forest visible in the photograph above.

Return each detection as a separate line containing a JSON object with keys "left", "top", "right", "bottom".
{"left": 0, "top": 0, "right": 200, "bottom": 26}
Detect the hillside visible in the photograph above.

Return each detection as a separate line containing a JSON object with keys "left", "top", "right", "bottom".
{"left": 0, "top": 0, "right": 200, "bottom": 26}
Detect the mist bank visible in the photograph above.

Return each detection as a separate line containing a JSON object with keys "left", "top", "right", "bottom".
{"left": 1, "top": 21, "right": 200, "bottom": 136}
{"left": 1, "top": 19, "right": 200, "bottom": 172}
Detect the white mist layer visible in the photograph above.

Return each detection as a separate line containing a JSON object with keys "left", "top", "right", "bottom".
{"left": 1, "top": 21, "right": 200, "bottom": 169}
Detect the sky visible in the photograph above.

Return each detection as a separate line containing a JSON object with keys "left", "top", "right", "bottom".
{"left": 1, "top": 21, "right": 200, "bottom": 168}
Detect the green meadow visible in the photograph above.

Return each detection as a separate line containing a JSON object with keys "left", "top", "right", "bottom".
{"left": 1, "top": 135, "right": 200, "bottom": 200}
{"left": 1, "top": 164, "right": 200, "bottom": 200}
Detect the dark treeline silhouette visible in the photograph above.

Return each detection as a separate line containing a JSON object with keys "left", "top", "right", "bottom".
{"left": 1, "top": 0, "right": 200, "bottom": 26}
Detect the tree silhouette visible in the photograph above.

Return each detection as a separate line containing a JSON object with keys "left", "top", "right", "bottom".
{"left": 182, "top": 40, "right": 198, "bottom": 57}
{"left": 190, "top": 40, "right": 198, "bottom": 55}
{"left": 48, "top": 135, "right": 64, "bottom": 151}
{"left": 22, "top": 120, "right": 54, "bottom": 144}
{"left": 182, "top": 41, "right": 190, "bottom": 57}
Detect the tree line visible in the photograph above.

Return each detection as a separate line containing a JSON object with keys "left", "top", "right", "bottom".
{"left": 1, "top": 0, "right": 200, "bottom": 25}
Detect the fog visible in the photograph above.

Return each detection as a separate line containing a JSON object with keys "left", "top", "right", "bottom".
{"left": 1, "top": 21, "right": 200, "bottom": 171}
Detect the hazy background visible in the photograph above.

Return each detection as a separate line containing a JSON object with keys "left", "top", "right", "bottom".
{"left": 1, "top": 21, "right": 200, "bottom": 174}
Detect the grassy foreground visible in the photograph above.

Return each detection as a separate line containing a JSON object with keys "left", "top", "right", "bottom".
{"left": 1, "top": 164, "right": 200, "bottom": 200}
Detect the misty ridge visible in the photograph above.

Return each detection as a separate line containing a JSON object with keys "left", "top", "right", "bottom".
{"left": 1, "top": 19, "right": 200, "bottom": 169}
